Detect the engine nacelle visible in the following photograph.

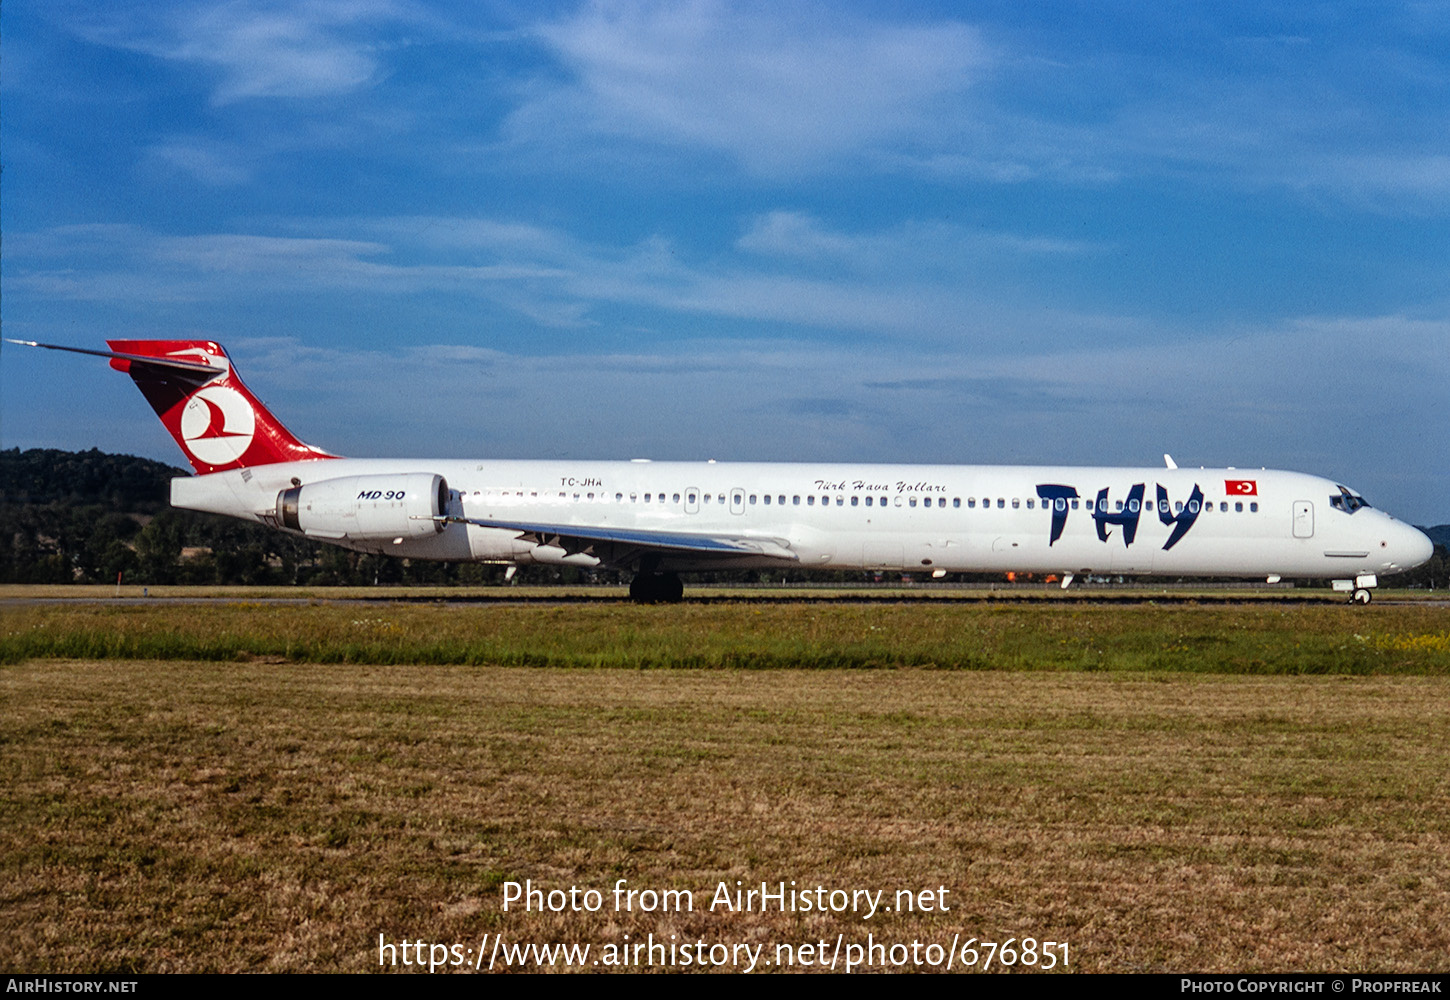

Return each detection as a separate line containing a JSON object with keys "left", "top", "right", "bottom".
{"left": 277, "top": 473, "right": 449, "bottom": 541}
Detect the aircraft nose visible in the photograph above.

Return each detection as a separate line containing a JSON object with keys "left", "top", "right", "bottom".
{"left": 1389, "top": 523, "right": 1435, "bottom": 572}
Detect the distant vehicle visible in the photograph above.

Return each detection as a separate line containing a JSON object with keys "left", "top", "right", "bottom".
{"left": 11, "top": 338, "right": 1433, "bottom": 603}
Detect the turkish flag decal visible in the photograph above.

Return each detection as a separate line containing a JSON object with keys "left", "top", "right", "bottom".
{"left": 1225, "top": 479, "right": 1258, "bottom": 496}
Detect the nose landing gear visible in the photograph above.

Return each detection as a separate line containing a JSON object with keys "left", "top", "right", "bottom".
{"left": 1334, "top": 574, "right": 1378, "bottom": 606}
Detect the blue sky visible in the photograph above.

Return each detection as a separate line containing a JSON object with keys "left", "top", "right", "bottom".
{"left": 3, "top": 1, "right": 1447, "bottom": 524}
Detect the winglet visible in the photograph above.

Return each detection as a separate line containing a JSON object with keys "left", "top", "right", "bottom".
{"left": 1164, "top": 453, "right": 1178, "bottom": 470}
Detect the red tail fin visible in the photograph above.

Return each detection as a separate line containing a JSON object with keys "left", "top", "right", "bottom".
{"left": 105, "top": 340, "right": 336, "bottom": 474}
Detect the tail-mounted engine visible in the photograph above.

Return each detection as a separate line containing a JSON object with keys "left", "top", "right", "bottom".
{"left": 277, "top": 473, "right": 449, "bottom": 541}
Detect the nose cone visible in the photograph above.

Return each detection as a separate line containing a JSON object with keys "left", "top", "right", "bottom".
{"left": 1393, "top": 523, "right": 1435, "bottom": 572}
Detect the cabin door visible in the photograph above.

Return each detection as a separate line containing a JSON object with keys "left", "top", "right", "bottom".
{"left": 1292, "top": 501, "right": 1314, "bottom": 538}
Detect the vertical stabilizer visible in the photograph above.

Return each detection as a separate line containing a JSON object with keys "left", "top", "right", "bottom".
{"left": 104, "top": 339, "right": 337, "bottom": 474}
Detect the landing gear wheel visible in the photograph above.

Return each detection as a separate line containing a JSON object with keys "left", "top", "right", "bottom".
{"left": 629, "top": 572, "right": 684, "bottom": 604}
{"left": 628, "top": 574, "right": 651, "bottom": 602}
{"left": 1351, "top": 588, "right": 1372, "bottom": 605}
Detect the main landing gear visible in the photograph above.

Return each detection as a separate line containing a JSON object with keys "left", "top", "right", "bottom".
{"left": 1351, "top": 588, "right": 1373, "bottom": 605}
{"left": 629, "top": 572, "right": 684, "bottom": 603}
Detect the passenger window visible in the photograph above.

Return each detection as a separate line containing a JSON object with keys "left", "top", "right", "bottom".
{"left": 997, "top": 498, "right": 1005, "bottom": 509}
{"left": 1250, "top": 502, "right": 1258, "bottom": 513}
{"left": 953, "top": 498, "right": 961, "bottom": 508}
{"left": 1129, "top": 499, "right": 1139, "bottom": 513}
{"left": 807, "top": 496, "right": 815, "bottom": 506}
{"left": 909, "top": 497, "right": 917, "bottom": 507}
{"left": 764, "top": 495, "right": 771, "bottom": 505}
{"left": 851, "top": 496, "right": 859, "bottom": 507}
{"left": 749, "top": 495, "right": 757, "bottom": 504}
{"left": 793, "top": 496, "right": 801, "bottom": 505}
{"left": 673, "top": 493, "right": 680, "bottom": 503}
{"left": 1013, "top": 499, "right": 1021, "bottom": 509}
{"left": 1235, "top": 502, "right": 1243, "bottom": 512}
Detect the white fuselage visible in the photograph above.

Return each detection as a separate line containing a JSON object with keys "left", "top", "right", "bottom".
{"left": 171, "top": 457, "right": 1433, "bottom": 581}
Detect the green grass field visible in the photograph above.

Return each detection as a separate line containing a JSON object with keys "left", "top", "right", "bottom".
{"left": 2, "top": 593, "right": 1447, "bottom": 972}
{"left": 3, "top": 596, "right": 1448, "bottom": 673}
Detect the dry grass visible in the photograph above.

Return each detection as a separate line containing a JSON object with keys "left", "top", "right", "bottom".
{"left": 3, "top": 659, "right": 1448, "bottom": 972}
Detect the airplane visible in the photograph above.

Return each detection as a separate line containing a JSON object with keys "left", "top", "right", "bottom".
{"left": 7, "top": 338, "right": 1434, "bottom": 603}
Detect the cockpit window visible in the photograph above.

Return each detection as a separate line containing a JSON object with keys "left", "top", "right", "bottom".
{"left": 1329, "top": 485, "right": 1372, "bottom": 513}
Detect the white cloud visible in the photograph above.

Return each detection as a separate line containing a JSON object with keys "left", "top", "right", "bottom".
{"left": 516, "top": 1, "right": 991, "bottom": 174}
{"left": 736, "top": 211, "right": 1101, "bottom": 267}
{"left": 146, "top": 139, "right": 255, "bottom": 186}
{"left": 67, "top": 0, "right": 406, "bottom": 103}
{"left": 181, "top": 3, "right": 380, "bottom": 101}
{"left": 1, "top": 217, "right": 1046, "bottom": 340}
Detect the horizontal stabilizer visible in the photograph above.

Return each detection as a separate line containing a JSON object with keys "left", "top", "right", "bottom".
{"left": 5, "top": 339, "right": 225, "bottom": 376}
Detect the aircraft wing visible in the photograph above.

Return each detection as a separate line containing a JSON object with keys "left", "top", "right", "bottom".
{"left": 440, "top": 515, "right": 799, "bottom": 563}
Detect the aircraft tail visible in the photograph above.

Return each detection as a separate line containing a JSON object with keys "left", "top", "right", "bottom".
{"left": 10, "top": 337, "right": 336, "bottom": 474}
{"left": 95, "top": 339, "right": 336, "bottom": 474}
